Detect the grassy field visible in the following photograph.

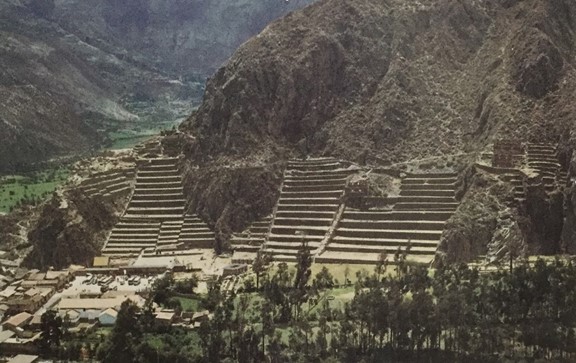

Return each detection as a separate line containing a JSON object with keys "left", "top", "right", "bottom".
{"left": 0, "top": 167, "right": 69, "bottom": 214}
{"left": 264, "top": 262, "right": 394, "bottom": 286}
{"left": 176, "top": 297, "right": 202, "bottom": 312}
{"left": 105, "top": 119, "right": 181, "bottom": 150}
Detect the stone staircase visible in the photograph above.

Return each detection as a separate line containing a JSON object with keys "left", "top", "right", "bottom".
{"left": 316, "top": 173, "right": 459, "bottom": 264}
{"left": 231, "top": 216, "right": 272, "bottom": 263}
{"left": 501, "top": 172, "right": 526, "bottom": 203}
{"left": 526, "top": 143, "right": 566, "bottom": 192}
{"left": 102, "top": 218, "right": 161, "bottom": 256}
{"left": 179, "top": 214, "right": 215, "bottom": 249}
{"left": 262, "top": 158, "right": 352, "bottom": 262}
{"left": 494, "top": 143, "right": 568, "bottom": 205}
{"left": 122, "top": 158, "right": 185, "bottom": 220}
{"left": 79, "top": 168, "right": 135, "bottom": 199}
{"left": 102, "top": 158, "right": 214, "bottom": 257}
{"left": 133, "top": 139, "right": 162, "bottom": 158}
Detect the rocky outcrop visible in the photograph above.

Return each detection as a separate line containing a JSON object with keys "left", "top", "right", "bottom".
{"left": 436, "top": 169, "right": 516, "bottom": 264}
{"left": 23, "top": 189, "right": 121, "bottom": 269}
{"left": 180, "top": 160, "right": 283, "bottom": 253}
{"left": 522, "top": 183, "right": 564, "bottom": 254}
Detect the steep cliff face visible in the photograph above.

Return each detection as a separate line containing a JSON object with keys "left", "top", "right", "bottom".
{"left": 183, "top": 0, "right": 576, "bottom": 165}
{"left": 23, "top": 189, "right": 121, "bottom": 269}
{"left": 180, "top": 160, "right": 284, "bottom": 253}
{"left": 180, "top": 0, "right": 576, "bottom": 258}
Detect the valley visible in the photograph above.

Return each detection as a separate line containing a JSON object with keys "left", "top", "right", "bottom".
{"left": 2, "top": 0, "right": 576, "bottom": 361}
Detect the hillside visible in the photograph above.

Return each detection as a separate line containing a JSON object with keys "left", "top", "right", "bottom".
{"left": 0, "top": 0, "right": 314, "bottom": 172}
{"left": 183, "top": 0, "right": 576, "bottom": 163}
{"left": 180, "top": 0, "right": 576, "bottom": 260}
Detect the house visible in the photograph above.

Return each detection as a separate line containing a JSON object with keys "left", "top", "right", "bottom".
{"left": 58, "top": 295, "right": 145, "bottom": 311}
{"left": 60, "top": 310, "right": 81, "bottom": 326}
{"left": 7, "top": 354, "right": 39, "bottom": 363}
{"left": 45, "top": 270, "right": 72, "bottom": 288}
{"left": 3, "top": 312, "right": 33, "bottom": 332}
{"left": 0, "top": 330, "right": 15, "bottom": 345}
{"left": 0, "top": 260, "right": 19, "bottom": 268}
{"left": 93, "top": 256, "right": 110, "bottom": 268}
{"left": 4, "top": 294, "right": 43, "bottom": 313}
{"left": 98, "top": 308, "right": 118, "bottom": 326}
{"left": 191, "top": 310, "right": 210, "bottom": 323}
{"left": 23, "top": 289, "right": 40, "bottom": 299}
{"left": 27, "top": 273, "right": 45, "bottom": 282}
{"left": 26, "top": 315, "right": 42, "bottom": 332}
{"left": 79, "top": 309, "right": 101, "bottom": 323}
{"left": 155, "top": 311, "right": 175, "bottom": 325}
{"left": 0, "top": 333, "right": 41, "bottom": 356}
{"left": 0, "top": 286, "right": 17, "bottom": 300}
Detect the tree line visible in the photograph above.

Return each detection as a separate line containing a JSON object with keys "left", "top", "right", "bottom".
{"left": 63, "top": 247, "right": 576, "bottom": 362}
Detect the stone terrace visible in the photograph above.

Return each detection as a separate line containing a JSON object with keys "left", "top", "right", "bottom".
{"left": 487, "top": 142, "right": 568, "bottom": 204}
{"left": 262, "top": 158, "right": 353, "bottom": 262}
{"left": 79, "top": 168, "right": 135, "bottom": 199}
{"left": 316, "top": 173, "right": 459, "bottom": 264}
{"left": 102, "top": 157, "right": 215, "bottom": 257}
{"left": 231, "top": 216, "right": 272, "bottom": 263}
{"left": 526, "top": 143, "right": 567, "bottom": 193}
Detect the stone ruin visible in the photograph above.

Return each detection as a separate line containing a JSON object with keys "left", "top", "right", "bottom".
{"left": 492, "top": 140, "right": 524, "bottom": 168}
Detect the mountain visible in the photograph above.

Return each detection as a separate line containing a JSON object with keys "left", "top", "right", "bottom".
{"left": 0, "top": 0, "right": 314, "bottom": 172}
{"left": 180, "top": 0, "right": 576, "bottom": 260}
{"left": 183, "top": 0, "right": 576, "bottom": 164}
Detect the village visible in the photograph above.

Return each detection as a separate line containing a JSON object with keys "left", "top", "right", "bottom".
{"left": 0, "top": 252, "right": 249, "bottom": 362}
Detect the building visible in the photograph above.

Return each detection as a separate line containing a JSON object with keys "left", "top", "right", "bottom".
{"left": 3, "top": 312, "right": 33, "bottom": 333}
{"left": 79, "top": 309, "right": 101, "bottom": 323}
{"left": 7, "top": 354, "right": 39, "bottom": 363}
{"left": 58, "top": 295, "right": 145, "bottom": 311}
{"left": 98, "top": 308, "right": 118, "bottom": 326}
{"left": 0, "top": 333, "right": 41, "bottom": 356}
{"left": 191, "top": 310, "right": 211, "bottom": 323}
{"left": 4, "top": 294, "right": 43, "bottom": 313}
{"left": 93, "top": 256, "right": 110, "bottom": 268}
{"left": 155, "top": 311, "right": 176, "bottom": 325}
{"left": 222, "top": 264, "right": 248, "bottom": 277}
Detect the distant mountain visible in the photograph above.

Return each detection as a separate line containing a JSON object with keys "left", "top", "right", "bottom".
{"left": 0, "top": 0, "right": 314, "bottom": 172}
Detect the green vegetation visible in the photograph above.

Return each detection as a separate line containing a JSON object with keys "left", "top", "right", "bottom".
{"left": 0, "top": 167, "right": 68, "bottom": 213}
{"left": 177, "top": 297, "right": 201, "bottom": 312}
{"left": 104, "top": 119, "right": 181, "bottom": 150}
{"left": 40, "top": 244, "right": 576, "bottom": 362}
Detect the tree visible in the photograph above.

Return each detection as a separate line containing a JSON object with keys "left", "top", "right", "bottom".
{"left": 375, "top": 251, "right": 388, "bottom": 279}
{"left": 151, "top": 274, "right": 174, "bottom": 305}
{"left": 292, "top": 240, "right": 312, "bottom": 318}
{"left": 98, "top": 300, "right": 142, "bottom": 363}
{"left": 344, "top": 265, "right": 351, "bottom": 286}
{"left": 174, "top": 275, "right": 199, "bottom": 294}
{"left": 253, "top": 251, "right": 271, "bottom": 289}
{"left": 314, "top": 266, "right": 335, "bottom": 290}
{"left": 40, "top": 310, "right": 63, "bottom": 355}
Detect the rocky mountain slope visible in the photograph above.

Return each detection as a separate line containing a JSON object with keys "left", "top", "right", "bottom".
{"left": 180, "top": 0, "right": 576, "bottom": 261}
{"left": 184, "top": 0, "right": 576, "bottom": 164}
{"left": 0, "top": 0, "right": 314, "bottom": 172}
{"left": 54, "top": 0, "right": 315, "bottom": 76}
